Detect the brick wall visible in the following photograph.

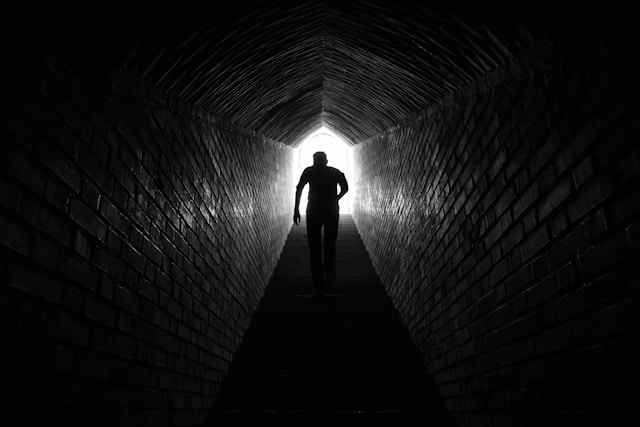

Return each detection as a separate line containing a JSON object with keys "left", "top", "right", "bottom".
{"left": 352, "top": 16, "right": 639, "bottom": 427}
{"left": 0, "top": 33, "right": 294, "bottom": 426}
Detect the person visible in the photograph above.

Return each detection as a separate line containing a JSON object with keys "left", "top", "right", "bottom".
{"left": 294, "top": 151, "right": 349, "bottom": 296}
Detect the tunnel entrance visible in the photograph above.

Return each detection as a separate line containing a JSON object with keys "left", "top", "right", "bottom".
{"left": 294, "top": 127, "right": 353, "bottom": 214}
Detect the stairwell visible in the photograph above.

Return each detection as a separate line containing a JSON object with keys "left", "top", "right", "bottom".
{"left": 204, "top": 214, "right": 456, "bottom": 421}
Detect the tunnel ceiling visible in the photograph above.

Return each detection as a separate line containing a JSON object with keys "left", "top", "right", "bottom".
{"left": 24, "top": 1, "right": 613, "bottom": 146}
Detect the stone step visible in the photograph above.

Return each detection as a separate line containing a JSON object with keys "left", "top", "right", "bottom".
{"left": 206, "top": 214, "right": 452, "bottom": 422}
{"left": 213, "top": 372, "right": 448, "bottom": 412}
{"left": 228, "top": 344, "right": 426, "bottom": 376}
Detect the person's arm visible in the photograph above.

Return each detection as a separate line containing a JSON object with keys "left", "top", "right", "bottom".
{"left": 294, "top": 185, "right": 303, "bottom": 225}
{"left": 294, "top": 171, "right": 308, "bottom": 225}
{"left": 337, "top": 173, "right": 349, "bottom": 201}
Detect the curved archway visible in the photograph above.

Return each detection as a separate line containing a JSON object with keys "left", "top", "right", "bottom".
{"left": 294, "top": 127, "right": 353, "bottom": 214}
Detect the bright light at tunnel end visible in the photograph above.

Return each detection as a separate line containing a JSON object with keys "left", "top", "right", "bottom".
{"left": 294, "top": 126, "right": 354, "bottom": 215}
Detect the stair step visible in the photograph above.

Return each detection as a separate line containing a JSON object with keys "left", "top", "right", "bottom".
{"left": 246, "top": 307, "right": 406, "bottom": 332}
{"left": 241, "top": 321, "right": 414, "bottom": 348}
{"left": 256, "top": 293, "right": 392, "bottom": 309}
{"left": 206, "top": 214, "right": 453, "bottom": 423}
{"left": 213, "top": 372, "right": 447, "bottom": 412}
{"left": 229, "top": 345, "right": 426, "bottom": 375}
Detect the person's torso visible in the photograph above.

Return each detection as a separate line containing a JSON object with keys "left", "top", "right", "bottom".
{"left": 305, "top": 166, "right": 343, "bottom": 211}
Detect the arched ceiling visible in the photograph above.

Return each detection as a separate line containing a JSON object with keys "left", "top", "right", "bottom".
{"left": 18, "top": 1, "right": 617, "bottom": 146}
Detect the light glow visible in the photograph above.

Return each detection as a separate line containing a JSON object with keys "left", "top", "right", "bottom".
{"left": 294, "top": 127, "right": 353, "bottom": 214}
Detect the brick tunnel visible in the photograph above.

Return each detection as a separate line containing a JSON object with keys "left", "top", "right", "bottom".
{"left": 1, "top": 1, "right": 639, "bottom": 426}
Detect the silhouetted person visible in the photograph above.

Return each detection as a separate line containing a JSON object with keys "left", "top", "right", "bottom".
{"left": 294, "top": 151, "right": 349, "bottom": 296}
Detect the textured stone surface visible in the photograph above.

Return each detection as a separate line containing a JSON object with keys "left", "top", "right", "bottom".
{"left": 1, "top": 2, "right": 638, "bottom": 427}
{"left": 1, "top": 36, "right": 294, "bottom": 425}
{"left": 207, "top": 214, "right": 455, "bottom": 422}
{"left": 11, "top": 1, "right": 620, "bottom": 147}
{"left": 352, "top": 18, "right": 640, "bottom": 426}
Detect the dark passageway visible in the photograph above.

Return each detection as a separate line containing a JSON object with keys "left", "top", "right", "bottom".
{"left": 1, "top": 1, "right": 639, "bottom": 426}
{"left": 207, "top": 214, "right": 455, "bottom": 420}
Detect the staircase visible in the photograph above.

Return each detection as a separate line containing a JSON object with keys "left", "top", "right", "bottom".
{"left": 204, "top": 214, "right": 456, "bottom": 422}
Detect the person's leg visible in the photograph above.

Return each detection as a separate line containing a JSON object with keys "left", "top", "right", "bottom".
{"left": 323, "top": 212, "right": 339, "bottom": 287}
{"left": 306, "top": 212, "right": 325, "bottom": 291}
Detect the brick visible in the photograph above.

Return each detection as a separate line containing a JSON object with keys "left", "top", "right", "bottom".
{"left": 92, "top": 247, "right": 126, "bottom": 280}
{"left": 109, "top": 334, "right": 137, "bottom": 359}
{"left": 143, "top": 238, "right": 164, "bottom": 267}
{"left": 18, "top": 195, "right": 73, "bottom": 245}
{"left": 567, "top": 175, "right": 613, "bottom": 223}
{"left": 495, "top": 184, "right": 516, "bottom": 218}
{"left": 535, "top": 325, "right": 568, "bottom": 355}
{"left": 112, "top": 179, "right": 134, "bottom": 208}
{"left": 109, "top": 359, "right": 128, "bottom": 383}
{"left": 526, "top": 276, "right": 558, "bottom": 307}
{"left": 512, "top": 182, "right": 538, "bottom": 220}
{"left": 55, "top": 121, "right": 82, "bottom": 161}
{"left": 32, "top": 137, "right": 81, "bottom": 193}
{"left": 489, "top": 257, "right": 510, "bottom": 286}
{"left": 7, "top": 263, "right": 62, "bottom": 302}
{"left": 122, "top": 241, "right": 146, "bottom": 274}
{"left": 138, "top": 277, "right": 159, "bottom": 303}
{"left": 152, "top": 307, "right": 171, "bottom": 330}
{"left": 86, "top": 295, "right": 117, "bottom": 327}
{"left": 100, "top": 197, "right": 129, "bottom": 235}
{"left": 89, "top": 132, "right": 110, "bottom": 165}
{"left": 44, "top": 180, "right": 71, "bottom": 212}
{"left": 588, "top": 298, "right": 640, "bottom": 339}
{"left": 99, "top": 272, "right": 117, "bottom": 300}
{"left": 69, "top": 199, "right": 107, "bottom": 242}
{"left": 529, "top": 134, "right": 558, "bottom": 178}
{"left": 556, "top": 261, "right": 578, "bottom": 290}
{"left": 128, "top": 224, "right": 145, "bottom": 249}
{"left": 91, "top": 325, "right": 112, "bottom": 353}
{"left": 31, "top": 236, "right": 59, "bottom": 269}
{"left": 52, "top": 344, "right": 76, "bottom": 372}
{"left": 115, "top": 285, "right": 140, "bottom": 314}
{"left": 76, "top": 349, "right": 111, "bottom": 380}
{"left": 520, "top": 226, "right": 549, "bottom": 261}
{"left": 123, "top": 266, "right": 141, "bottom": 290}
{"left": 63, "top": 283, "right": 86, "bottom": 313}
{"left": 583, "top": 209, "right": 608, "bottom": 242}
{"left": 80, "top": 178, "right": 101, "bottom": 210}
{"left": 592, "top": 269, "right": 628, "bottom": 303}
{"left": 0, "top": 215, "right": 31, "bottom": 255}
{"left": 606, "top": 186, "right": 640, "bottom": 226}
{"left": 58, "top": 254, "right": 100, "bottom": 291}
{"left": 77, "top": 145, "right": 114, "bottom": 195}
{"left": 148, "top": 348, "right": 167, "bottom": 368}
{"left": 46, "top": 308, "right": 90, "bottom": 346}
{"left": 548, "top": 227, "right": 585, "bottom": 268}
{"left": 548, "top": 210, "right": 568, "bottom": 239}
{"left": 484, "top": 220, "right": 504, "bottom": 249}
{"left": 611, "top": 147, "right": 640, "bottom": 185}
{"left": 538, "top": 178, "right": 572, "bottom": 221}
{"left": 118, "top": 312, "right": 132, "bottom": 333}
{"left": 571, "top": 156, "right": 594, "bottom": 189}
{"left": 555, "top": 121, "right": 597, "bottom": 176}
{"left": 0, "top": 176, "right": 21, "bottom": 210}
{"left": 579, "top": 231, "right": 632, "bottom": 278}
{"left": 73, "top": 228, "right": 93, "bottom": 259}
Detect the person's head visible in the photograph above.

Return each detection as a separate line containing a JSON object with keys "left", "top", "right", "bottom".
{"left": 312, "top": 151, "right": 328, "bottom": 166}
